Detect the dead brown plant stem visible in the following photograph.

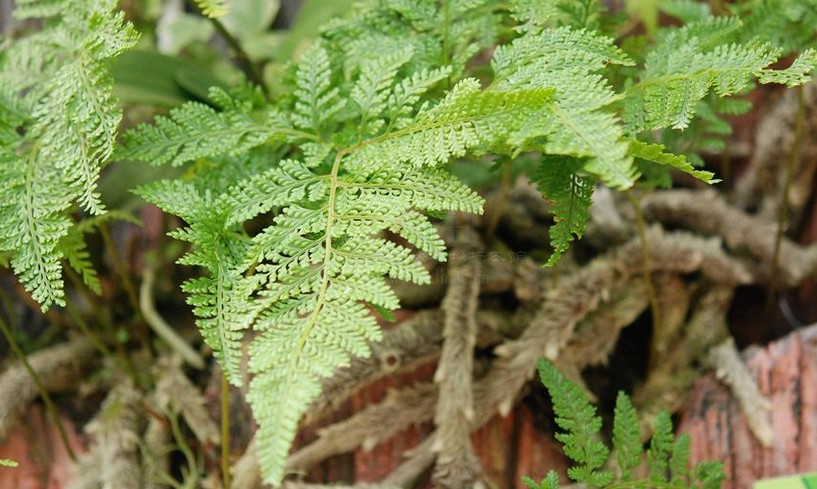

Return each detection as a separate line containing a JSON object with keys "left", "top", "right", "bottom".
{"left": 767, "top": 84, "right": 806, "bottom": 315}
{"left": 625, "top": 190, "right": 662, "bottom": 361}
{"left": 100, "top": 223, "right": 141, "bottom": 316}
{"left": 222, "top": 372, "right": 232, "bottom": 489}
{"left": 0, "top": 315, "right": 76, "bottom": 461}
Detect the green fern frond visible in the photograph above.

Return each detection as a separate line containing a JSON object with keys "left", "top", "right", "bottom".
{"left": 0, "top": 0, "right": 137, "bottom": 310}
{"left": 536, "top": 359, "right": 613, "bottom": 486}
{"left": 757, "top": 49, "right": 817, "bottom": 85}
{"left": 670, "top": 433, "right": 692, "bottom": 486}
{"left": 351, "top": 45, "right": 414, "bottom": 135}
{"left": 626, "top": 16, "right": 817, "bottom": 131}
{"left": 225, "top": 159, "right": 330, "bottom": 225}
{"left": 495, "top": 26, "right": 637, "bottom": 189}
{"left": 522, "top": 471, "right": 561, "bottom": 489}
{"left": 693, "top": 461, "right": 727, "bottom": 489}
{"left": 347, "top": 78, "right": 555, "bottom": 174}
{"left": 136, "top": 180, "right": 251, "bottom": 385}
{"left": 0, "top": 458, "right": 17, "bottom": 468}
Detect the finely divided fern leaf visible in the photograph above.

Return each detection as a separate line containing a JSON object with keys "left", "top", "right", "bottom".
{"left": 135, "top": 180, "right": 252, "bottom": 385}
{"left": 534, "top": 360, "right": 725, "bottom": 488}
{"left": 536, "top": 360, "right": 613, "bottom": 486}
{"left": 626, "top": 17, "right": 817, "bottom": 131}
{"left": 0, "top": 0, "right": 138, "bottom": 310}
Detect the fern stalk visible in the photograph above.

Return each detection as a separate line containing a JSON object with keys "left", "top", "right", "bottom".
{"left": 625, "top": 189, "right": 662, "bottom": 362}
{"left": 766, "top": 84, "right": 806, "bottom": 317}
{"left": 221, "top": 372, "right": 232, "bottom": 489}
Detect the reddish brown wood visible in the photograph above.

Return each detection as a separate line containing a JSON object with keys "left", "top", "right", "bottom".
{"left": 678, "top": 323, "right": 817, "bottom": 488}
{"left": 0, "top": 405, "right": 85, "bottom": 489}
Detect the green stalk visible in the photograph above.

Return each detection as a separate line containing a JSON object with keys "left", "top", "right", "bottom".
{"left": 625, "top": 190, "right": 662, "bottom": 362}
{"left": 766, "top": 84, "right": 806, "bottom": 315}
{"left": 221, "top": 372, "right": 232, "bottom": 489}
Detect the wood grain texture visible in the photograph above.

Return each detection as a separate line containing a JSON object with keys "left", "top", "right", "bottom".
{"left": 679, "top": 323, "right": 817, "bottom": 488}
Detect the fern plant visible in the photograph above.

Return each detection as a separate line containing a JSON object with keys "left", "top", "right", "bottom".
{"left": 0, "top": 0, "right": 138, "bottom": 309}
{"left": 115, "top": 0, "right": 817, "bottom": 484}
{"left": 525, "top": 360, "right": 725, "bottom": 489}
{"left": 0, "top": 0, "right": 812, "bottom": 484}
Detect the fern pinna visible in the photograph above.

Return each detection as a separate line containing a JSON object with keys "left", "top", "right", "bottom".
{"left": 118, "top": 0, "right": 815, "bottom": 484}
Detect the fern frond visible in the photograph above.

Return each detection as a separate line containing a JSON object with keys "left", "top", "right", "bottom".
{"left": 60, "top": 211, "right": 140, "bottom": 295}
{"left": 522, "top": 471, "right": 561, "bottom": 489}
{"left": 693, "top": 461, "right": 726, "bottom": 489}
{"left": 626, "top": 17, "right": 817, "bottom": 131}
{"left": 387, "top": 66, "right": 451, "bottom": 128}
{"left": 0, "top": 0, "right": 137, "bottom": 310}
{"left": 351, "top": 45, "right": 413, "bottom": 135}
{"left": 536, "top": 360, "right": 613, "bottom": 486}
{"left": 225, "top": 159, "right": 330, "bottom": 224}
{"left": 0, "top": 148, "right": 70, "bottom": 308}
{"left": 137, "top": 180, "right": 252, "bottom": 385}
{"left": 757, "top": 49, "right": 817, "bottom": 85}
{"left": 670, "top": 433, "right": 692, "bottom": 486}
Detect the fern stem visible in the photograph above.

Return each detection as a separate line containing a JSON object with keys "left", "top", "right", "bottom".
{"left": 625, "top": 190, "right": 662, "bottom": 358}
{"left": 485, "top": 159, "right": 512, "bottom": 243}
{"left": 0, "top": 314, "right": 77, "bottom": 461}
{"left": 766, "top": 84, "right": 806, "bottom": 316}
{"left": 221, "top": 371, "right": 232, "bottom": 489}
{"left": 99, "top": 224, "right": 141, "bottom": 317}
